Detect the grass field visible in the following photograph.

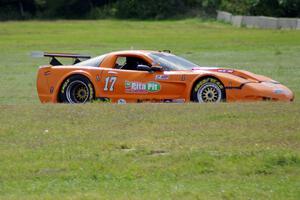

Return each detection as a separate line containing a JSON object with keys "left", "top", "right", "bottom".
{"left": 0, "top": 19, "right": 300, "bottom": 199}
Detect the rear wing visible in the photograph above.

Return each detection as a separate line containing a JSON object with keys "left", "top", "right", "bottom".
{"left": 31, "top": 51, "right": 91, "bottom": 66}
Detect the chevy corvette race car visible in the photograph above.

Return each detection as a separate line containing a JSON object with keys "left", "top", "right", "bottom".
{"left": 36, "top": 50, "right": 294, "bottom": 104}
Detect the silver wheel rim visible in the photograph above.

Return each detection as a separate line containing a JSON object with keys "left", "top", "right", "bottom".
{"left": 197, "top": 83, "right": 222, "bottom": 103}
{"left": 66, "top": 80, "right": 89, "bottom": 104}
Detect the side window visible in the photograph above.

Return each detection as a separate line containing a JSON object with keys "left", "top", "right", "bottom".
{"left": 115, "top": 57, "right": 127, "bottom": 69}
{"left": 114, "top": 56, "right": 150, "bottom": 71}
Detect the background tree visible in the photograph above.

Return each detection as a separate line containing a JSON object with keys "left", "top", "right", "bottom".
{"left": 0, "top": 0, "right": 299, "bottom": 20}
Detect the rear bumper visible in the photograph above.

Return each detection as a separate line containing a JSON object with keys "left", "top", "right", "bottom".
{"left": 37, "top": 66, "right": 57, "bottom": 103}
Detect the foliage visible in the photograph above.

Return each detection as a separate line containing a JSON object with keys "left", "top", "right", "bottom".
{"left": 220, "top": 0, "right": 257, "bottom": 15}
{"left": 220, "top": 0, "right": 300, "bottom": 17}
{"left": 114, "top": 0, "right": 187, "bottom": 19}
{"left": 0, "top": 0, "right": 298, "bottom": 20}
{"left": 35, "top": 0, "right": 92, "bottom": 18}
{"left": 0, "top": 4, "right": 23, "bottom": 20}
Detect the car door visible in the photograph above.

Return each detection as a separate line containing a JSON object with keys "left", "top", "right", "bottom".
{"left": 99, "top": 55, "right": 186, "bottom": 103}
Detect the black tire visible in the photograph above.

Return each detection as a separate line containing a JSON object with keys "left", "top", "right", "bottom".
{"left": 59, "top": 75, "right": 94, "bottom": 104}
{"left": 192, "top": 77, "right": 226, "bottom": 103}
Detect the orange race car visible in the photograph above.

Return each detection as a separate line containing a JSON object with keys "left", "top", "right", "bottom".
{"left": 35, "top": 50, "right": 294, "bottom": 104}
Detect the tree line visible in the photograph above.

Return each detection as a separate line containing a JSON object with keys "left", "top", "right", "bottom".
{"left": 0, "top": 0, "right": 299, "bottom": 20}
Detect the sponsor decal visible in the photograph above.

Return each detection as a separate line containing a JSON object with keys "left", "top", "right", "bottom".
{"left": 181, "top": 75, "right": 186, "bottom": 81}
{"left": 125, "top": 81, "right": 161, "bottom": 93}
{"left": 273, "top": 89, "right": 288, "bottom": 95}
{"left": 117, "top": 99, "right": 127, "bottom": 104}
{"left": 172, "top": 99, "right": 185, "bottom": 103}
{"left": 261, "top": 82, "right": 288, "bottom": 95}
{"left": 61, "top": 79, "right": 70, "bottom": 94}
{"left": 137, "top": 99, "right": 185, "bottom": 103}
{"left": 164, "top": 99, "right": 185, "bottom": 103}
{"left": 194, "top": 78, "right": 224, "bottom": 92}
{"left": 217, "top": 69, "right": 234, "bottom": 73}
{"left": 88, "top": 83, "right": 94, "bottom": 99}
{"left": 50, "top": 86, "right": 54, "bottom": 94}
{"left": 155, "top": 75, "right": 169, "bottom": 80}
{"left": 44, "top": 71, "right": 51, "bottom": 76}
{"left": 96, "top": 75, "right": 100, "bottom": 81}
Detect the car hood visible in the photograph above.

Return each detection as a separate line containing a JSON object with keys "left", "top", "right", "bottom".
{"left": 172, "top": 67, "right": 276, "bottom": 83}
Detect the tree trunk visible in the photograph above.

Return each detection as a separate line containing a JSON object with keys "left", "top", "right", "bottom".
{"left": 87, "top": 0, "right": 93, "bottom": 10}
{"left": 19, "top": 0, "right": 24, "bottom": 17}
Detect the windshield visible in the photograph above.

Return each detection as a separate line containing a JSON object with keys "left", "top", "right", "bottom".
{"left": 148, "top": 53, "right": 199, "bottom": 71}
{"left": 75, "top": 54, "right": 107, "bottom": 67}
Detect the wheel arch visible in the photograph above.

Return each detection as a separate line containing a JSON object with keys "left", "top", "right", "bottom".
{"left": 189, "top": 75, "right": 226, "bottom": 102}
{"left": 56, "top": 72, "right": 96, "bottom": 103}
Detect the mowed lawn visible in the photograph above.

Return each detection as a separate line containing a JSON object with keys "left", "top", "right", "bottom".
{"left": 0, "top": 103, "right": 300, "bottom": 199}
{"left": 0, "top": 19, "right": 300, "bottom": 103}
{"left": 0, "top": 19, "right": 300, "bottom": 199}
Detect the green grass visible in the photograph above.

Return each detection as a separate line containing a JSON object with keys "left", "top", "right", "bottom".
{"left": 1, "top": 103, "right": 300, "bottom": 199}
{"left": 0, "top": 19, "right": 299, "bottom": 104}
{"left": 0, "top": 19, "right": 300, "bottom": 199}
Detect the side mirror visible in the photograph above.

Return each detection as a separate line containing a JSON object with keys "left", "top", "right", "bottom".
{"left": 151, "top": 65, "right": 163, "bottom": 72}
{"left": 137, "top": 65, "right": 152, "bottom": 72}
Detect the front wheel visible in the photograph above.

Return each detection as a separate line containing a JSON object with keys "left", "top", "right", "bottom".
{"left": 192, "top": 77, "right": 226, "bottom": 103}
{"left": 59, "top": 75, "right": 94, "bottom": 104}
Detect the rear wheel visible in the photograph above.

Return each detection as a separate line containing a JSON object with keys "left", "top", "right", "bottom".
{"left": 192, "top": 77, "right": 226, "bottom": 103}
{"left": 59, "top": 75, "right": 94, "bottom": 104}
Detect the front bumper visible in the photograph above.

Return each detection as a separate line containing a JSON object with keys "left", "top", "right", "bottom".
{"left": 226, "top": 82, "right": 294, "bottom": 102}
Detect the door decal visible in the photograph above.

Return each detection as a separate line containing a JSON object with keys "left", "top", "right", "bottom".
{"left": 104, "top": 76, "right": 117, "bottom": 92}
{"left": 125, "top": 81, "right": 161, "bottom": 93}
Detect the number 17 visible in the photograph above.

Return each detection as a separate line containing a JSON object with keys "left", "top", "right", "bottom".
{"left": 104, "top": 76, "right": 117, "bottom": 91}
